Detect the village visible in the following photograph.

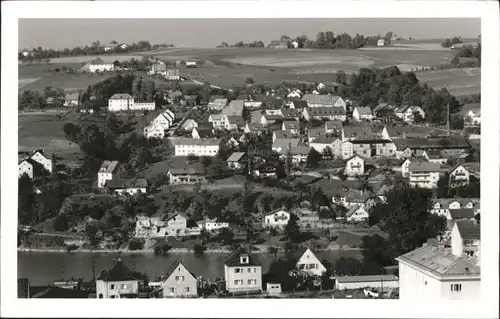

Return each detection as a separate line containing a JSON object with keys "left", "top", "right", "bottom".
{"left": 17, "top": 35, "right": 481, "bottom": 301}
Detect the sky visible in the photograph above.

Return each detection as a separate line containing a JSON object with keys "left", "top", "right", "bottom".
{"left": 19, "top": 18, "right": 480, "bottom": 49}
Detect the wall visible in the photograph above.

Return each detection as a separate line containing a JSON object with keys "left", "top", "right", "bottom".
{"left": 161, "top": 264, "right": 198, "bottom": 297}
{"left": 398, "top": 262, "right": 441, "bottom": 301}
{"left": 96, "top": 280, "right": 139, "bottom": 298}
{"left": 224, "top": 264, "right": 262, "bottom": 293}
{"left": 336, "top": 280, "right": 399, "bottom": 290}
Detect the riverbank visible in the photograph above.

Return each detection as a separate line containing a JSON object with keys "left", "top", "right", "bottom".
{"left": 17, "top": 246, "right": 363, "bottom": 254}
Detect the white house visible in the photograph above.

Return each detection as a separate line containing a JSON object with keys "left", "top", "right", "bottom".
{"left": 295, "top": 248, "right": 326, "bottom": 277}
{"left": 82, "top": 58, "right": 115, "bottom": 73}
{"left": 64, "top": 92, "right": 80, "bottom": 107}
{"left": 263, "top": 209, "right": 290, "bottom": 228}
{"left": 451, "top": 219, "right": 480, "bottom": 258}
{"left": 401, "top": 158, "right": 412, "bottom": 178}
{"left": 95, "top": 259, "right": 140, "bottom": 299}
{"left": 302, "top": 94, "right": 346, "bottom": 109}
{"left": 345, "top": 204, "right": 369, "bottom": 222}
{"left": 302, "top": 107, "right": 346, "bottom": 122}
{"left": 199, "top": 218, "right": 229, "bottom": 232}
{"left": 108, "top": 93, "right": 134, "bottom": 112}
{"left": 227, "top": 152, "right": 247, "bottom": 169}
{"left": 377, "top": 39, "right": 386, "bottom": 47}
{"left": 291, "top": 40, "right": 299, "bottom": 49}
{"left": 310, "top": 136, "right": 343, "bottom": 158}
{"left": 106, "top": 178, "right": 148, "bottom": 196}
{"left": 224, "top": 248, "right": 263, "bottom": 294}
{"left": 97, "top": 160, "right": 124, "bottom": 188}
{"left": 464, "top": 108, "right": 480, "bottom": 125}
{"left": 336, "top": 275, "right": 399, "bottom": 291}
{"left": 144, "top": 122, "right": 166, "bottom": 139}
{"left": 149, "top": 63, "right": 167, "bottom": 76}
{"left": 395, "top": 106, "right": 426, "bottom": 123}
{"left": 422, "top": 150, "right": 448, "bottom": 166}
{"left": 160, "top": 261, "right": 198, "bottom": 298}
{"left": 344, "top": 154, "right": 365, "bottom": 177}
{"left": 208, "top": 114, "right": 226, "bottom": 130}
{"left": 449, "top": 164, "right": 470, "bottom": 188}
{"left": 208, "top": 98, "right": 228, "bottom": 111}
{"left": 352, "top": 106, "right": 374, "bottom": 121}
{"left": 396, "top": 225, "right": 480, "bottom": 301}
{"left": 172, "top": 138, "right": 220, "bottom": 157}
{"left": 409, "top": 162, "right": 442, "bottom": 189}
{"left": 18, "top": 149, "right": 53, "bottom": 179}
{"left": 166, "top": 69, "right": 181, "bottom": 81}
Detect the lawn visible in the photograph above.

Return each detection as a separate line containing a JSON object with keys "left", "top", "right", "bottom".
{"left": 416, "top": 68, "right": 481, "bottom": 96}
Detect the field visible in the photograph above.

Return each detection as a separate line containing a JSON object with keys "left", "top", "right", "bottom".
{"left": 416, "top": 68, "right": 481, "bottom": 96}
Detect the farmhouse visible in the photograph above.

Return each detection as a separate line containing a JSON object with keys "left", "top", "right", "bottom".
{"left": 268, "top": 40, "right": 290, "bottom": 49}
{"left": 224, "top": 248, "right": 263, "bottom": 294}
{"left": 392, "top": 137, "right": 471, "bottom": 158}
{"left": 160, "top": 261, "right": 198, "bottom": 298}
{"left": 164, "top": 213, "right": 201, "bottom": 237}
{"left": 342, "top": 124, "right": 379, "bottom": 142}
{"left": 167, "top": 165, "right": 207, "bottom": 185}
{"left": 64, "top": 92, "right": 80, "bottom": 107}
{"left": 448, "top": 164, "right": 470, "bottom": 188}
{"left": 272, "top": 137, "right": 300, "bottom": 154}
{"left": 225, "top": 115, "right": 245, "bottom": 130}
{"left": 430, "top": 198, "right": 480, "bottom": 217}
{"left": 81, "top": 58, "right": 115, "bottom": 73}
{"left": 263, "top": 209, "right": 290, "bottom": 228}
{"left": 336, "top": 275, "right": 399, "bottom": 291}
{"left": 302, "top": 107, "right": 346, "bottom": 121}
{"left": 106, "top": 178, "right": 148, "bottom": 196}
{"left": 144, "top": 122, "right": 166, "bottom": 139}
{"left": 227, "top": 152, "right": 247, "bottom": 169}
{"left": 287, "top": 146, "right": 311, "bottom": 164}
{"left": 352, "top": 106, "right": 374, "bottom": 121}
{"left": 18, "top": 149, "right": 53, "bottom": 179}
{"left": 341, "top": 139, "right": 395, "bottom": 159}
{"left": 451, "top": 220, "right": 480, "bottom": 258}
{"left": 302, "top": 94, "right": 346, "bottom": 109}
{"left": 409, "top": 162, "right": 442, "bottom": 189}
{"left": 97, "top": 160, "right": 125, "bottom": 188}
{"left": 261, "top": 114, "right": 283, "bottom": 127}
{"left": 381, "top": 125, "right": 443, "bottom": 141}
{"left": 172, "top": 138, "right": 220, "bottom": 157}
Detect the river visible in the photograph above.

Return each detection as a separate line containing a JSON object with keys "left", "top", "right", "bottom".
{"left": 18, "top": 250, "right": 362, "bottom": 286}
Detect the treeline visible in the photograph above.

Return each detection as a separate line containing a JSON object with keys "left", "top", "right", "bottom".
{"left": 18, "top": 40, "right": 174, "bottom": 60}
{"left": 283, "top": 31, "right": 394, "bottom": 49}
{"left": 441, "top": 36, "right": 463, "bottom": 48}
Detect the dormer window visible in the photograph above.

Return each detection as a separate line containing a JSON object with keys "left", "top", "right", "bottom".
{"left": 240, "top": 255, "right": 249, "bottom": 264}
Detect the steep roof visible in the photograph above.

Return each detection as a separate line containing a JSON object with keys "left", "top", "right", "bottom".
{"left": 455, "top": 220, "right": 480, "bottom": 239}
{"left": 224, "top": 247, "right": 262, "bottom": 267}
{"left": 325, "top": 120, "right": 343, "bottom": 130}
{"left": 227, "top": 152, "right": 246, "bottom": 162}
{"left": 306, "top": 107, "right": 345, "bottom": 116}
{"left": 449, "top": 208, "right": 475, "bottom": 220}
{"left": 96, "top": 260, "right": 138, "bottom": 282}
{"left": 343, "top": 124, "right": 378, "bottom": 139}
{"left": 272, "top": 138, "right": 300, "bottom": 150}
{"left": 168, "top": 162, "right": 205, "bottom": 175}
{"left": 409, "top": 161, "right": 441, "bottom": 173}
{"left": 283, "top": 121, "right": 300, "bottom": 130}
{"left": 99, "top": 160, "right": 121, "bottom": 174}
{"left": 170, "top": 137, "right": 220, "bottom": 146}
{"left": 274, "top": 130, "right": 295, "bottom": 139}
{"left": 355, "top": 106, "right": 372, "bottom": 115}
{"left": 162, "top": 261, "right": 196, "bottom": 281}
{"left": 290, "top": 100, "right": 308, "bottom": 108}
{"left": 106, "top": 178, "right": 148, "bottom": 189}
{"left": 302, "top": 94, "right": 341, "bottom": 104}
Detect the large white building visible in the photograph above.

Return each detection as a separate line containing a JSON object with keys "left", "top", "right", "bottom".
{"left": 396, "top": 220, "right": 480, "bottom": 301}
{"left": 224, "top": 248, "right": 263, "bottom": 294}
{"left": 409, "top": 162, "right": 442, "bottom": 189}
{"left": 108, "top": 93, "right": 155, "bottom": 112}
{"left": 144, "top": 110, "right": 175, "bottom": 139}
{"left": 301, "top": 94, "right": 346, "bottom": 109}
{"left": 172, "top": 138, "right": 220, "bottom": 157}
{"left": 95, "top": 259, "right": 140, "bottom": 298}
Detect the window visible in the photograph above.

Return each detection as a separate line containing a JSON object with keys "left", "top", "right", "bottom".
{"left": 121, "top": 284, "right": 127, "bottom": 289}
{"left": 450, "top": 284, "right": 462, "bottom": 292}
{"left": 247, "top": 268, "right": 252, "bottom": 273}
{"left": 248, "top": 279, "right": 257, "bottom": 285}
{"left": 185, "top": 287, "right": 190, "bottom": 292}
{"left": 110, "top": 284, "right": 115, "bottom": 290}
{"left": 170, "top": 287, "right": 175, "bottom": 293}
{"left": 175, "top": 276, "right": 179, "bottom": 281}
{"left": 234, "top": 268, "right": 241, "bottom": 273}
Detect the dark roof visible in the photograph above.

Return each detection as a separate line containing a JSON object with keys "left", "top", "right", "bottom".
{"left": 106, "top": 178, "right": 148, "bottom": 189}
{"left": 455, "top": 220, "right": 480, "bottom": 239}
{"left": 96, "top": 260, "right": 138, "bottom": 282}
{"left": 291, "top": 100, "right": 308, "bottom": 108}
{"left": 162, "top": 260, "right": 197, "bottom": 281}
{"left": 449, "top": 208, "right": 475, "bottom": 220}
{"left": 194, "top": 127, "right": 215, "bottom": 138}
{"left": 224, "top": 247, "right": 262, "bottom": 267}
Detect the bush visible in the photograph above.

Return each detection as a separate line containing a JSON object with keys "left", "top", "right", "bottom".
{"left": 193, "top": 243, "right": 206, "bottom": 255}
{"left": 128, "top": 238, "right": 145, "bottom": 251}
{"left": 154, "top": 242, "right": 172, "bottom": 256}
{"left": 66, "top": 244, "right": 78, "bottom": 252}
{"left": 53, "top": 215, "right": 69, "bottom": 232}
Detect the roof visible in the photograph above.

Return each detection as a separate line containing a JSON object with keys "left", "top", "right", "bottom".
{"left": 106, "top": 178, "right": 148, "bottom": 189}
{"left": 171, "top": 138, "right": 220, "bottom": 147}
{"left": 272, "top": 138, "right": 300, "bottom": 150}
{"left": 246, "top": 123, "right": 265, "bottom": 131}
{"left": 109, "top": 93, "right": 133, "bottom": 100}
{"left": 96, "top": 260, "right": 138, "bottom": 282}
{"left": 432, "top": 198, "right": 480, "bottom": 209}
{"left": 384, "top": 125, "right": 444, "bottom": 138}
{"left": 345, "top": 204, "right": 364, "bottom": 218}
{"left": 455, "top": 220, "right": 480, "bottom": 239}
{"left": 226, "top": 115, "right": 245, "bottom": 125}
{"left": 311, "top": 136, "right": 341, "bottom": 145}
{"left": 393, "top": 137, "right": 470, "bottom": 150}
{"left": 343, "top": 124, "right": 378, "bottom": 139}
{"left": 449, "top": 208, "right": 475, "bottom": 220}
{"left": 165, "top": 212, "right": 189, "bottom": 222}
{"left": 162, "top": 261, "right": 196, "bottom": 281}
{"left": 373, "top": 103, "right": 396, "bottom": 112}
{"left": 65, "top": 92, "right": 79, "bottom": 100}
{"left": 355, "top": 106, "right": 372, "bottom": 115}
{"left": 283, "top": 121, "right": 300, "bottom": 130}
{"left": 308, "top": 127, "right": 326, "bottom": 138}
{"left": 264, "top": 114, "right": 284, "bottom": 120}
{"left": 269, "top": 40, "right": 289, "bottom": 46}
{"left": 336, "top": 275, "right": 398, "bottom": 283}
{"left": 99, "top": 160, "right": 120, "bottom": 174}
{"left": 344, "top": 190, "right": 373, "bottom": 203}
{"left": 291, "top": 100, "right": 308, "bottom": 108}
{"left": 302, "top": 94, "right": 341, "bottom": 104}
{"left": 274, "top": 130, "right": 295, "bottom": 139}
{"left": 152, "top": 63, "right": 167, "bottom": 71}
{"left": 209, "top": 98, "right": 228, "bottom": 106}
{"left": 227, "top": 152, "right": 246, "bottom": 162}
{"left": 409, "top": 161, "right": 441, "bottom": 173}
{"left": 397, "top": 245, "right": 480, "bottom": 277}
{"left": 425, "top": 150, "right": 446, "bottom": 159}
{"left": 193, "top": 127, "right": 215, "bottom": 138}
{"left": 325, "top": 120, "right": 343, "bottom": 130}
{"left": 168, "top": 162, "right": 206, "bottom": 175}
{"left": 224, "top": 247, "right": 262, "bottom": 267}
{"left": 222, "top": 100, "right": 244, "bottom": 116}
{"left": 289, "top": 146, "right": 311, "bottom": 155}
{"left": 306, "top": 107, "right": 346, "bottom": 116}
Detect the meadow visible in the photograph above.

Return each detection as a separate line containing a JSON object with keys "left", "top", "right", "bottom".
{"left": 416, "top": 68, "right": 481, "bottom": 96}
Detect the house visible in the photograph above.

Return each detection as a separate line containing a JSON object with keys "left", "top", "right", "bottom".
{"left": 464, "top": 108, "right": 480, "bottom": 125}
{"left": 291, "top": 40, "right": 299, "bottom": 48}
{"left": 81, "top": 58, "right": 115, "bottom": 73}
{"left": 163, "top": 213, "right": 194, "bottom": 237}
{"left": 341, "top": 139, "right": 396, "bottom": 159}
{"left": 289, "top": 100, "right": 308, "bottom": 109}
{"left": 377, "top": 39, "right": 386, "bottom": 46}
{"left": 449, "top": 164, "right": 470, "bottom": 188}
{"left": 252, "top": 162, "right": 277, "bottom": 178}
{"left": 264, "top": 109, "right": 283, "bottom": 116}
{"left": 226, "top": 137, "right": 240, "bottom": 148}
{"left": 64, "top": 92, "right": 80, "bottom": 107}
{"left": 263, "top": 209, "right": 290, "bottom": 228}
{"left": 302, "top": 107, "right": 346, "bottom": 121}
{"left": 282, "top": 108, "right": 303, "bottom": 121}
{"left": 172, "top": 138, "right": 220, "bottom": 157}
{"left": 336, "top": 275, "right": 399, "bottom": 291}
{"left": 430, "top": 198, "right": 480, "bottom": 217}
{"left": 165, "top": 69, "right": 180, "bottom": 81}
{"left": 208, "top": 98, "right": 228, "bottom": 111}
{"left": 344, "top": 154, "right": 365, "bottom": 177}
{"left": 282, "top": 121, "right": 300, "bottom": 136}
{"left": 373, "top": 103, "right": 397, "bottom": 115}
{"left": 345, "top": 204, "right": 369, "bottom": 222}
{"left": 451, "top": 220, "right": 480, "bottom": 258}
{"left": 302, "top": 94, "right": 346, "bottom": 108}
{"left": 208, "top": 114, "right": 226, "bottom": 130}
{"left": 198, "top": 218, "right": 229, "bottom": 232}
{"left": 336, "top": 189, "right": 376, "bottom": 211}
{"left": 134, "top": 216, "right": 164, "bottom": 238}
{"left": 244, "top": 123, "right": 265, "bottom": 135}
{"left": 97, "top": 160, "right": 124, "bottom": 188}
{"left": 268, "top": 40, "right": 290, "bottom": 49}
{"left": 422, "top": 150, "right": 448, "bottom": 166}
{"left": 192, "top": 127, "right": 215, "bottom": 139}
{"left": 261, "top": 114, "right": 283, "bottom": 127}
{"left": 227, "top": 152, "right": 247, "bottom": 169}
{"left": 103, "top": 43, "right": 118, "bottom": 52}
{"left": 352, "top": 106, "right": 374, "bottom": 121}
{"left": 288, "top": 146, "right": 311, "bottom": 164}
{"left": 167, "top": 165, "right": 207, "bottom": 185}
{"left": 222, "top": 100, "right": 245, "bottom": 116}
{"left": 96, "top": 259, "right": 140, "bottom": 298}
{"left": 108, "top": 93, "right": 134, "bottom": 112}
{"left": 287, "top": 89, "right": 301, "bottom": 99}
{"left": 295, "top": 248, "right": 326, "bottom": 277}
{"left": 272, "top": 137, "right": 300, "bottom": 154}
{"left": 307, "top": 126, "right": 326, "bottom": 142}
{"left": 182, "top": 95, "right": 198, "bottom": 107}
{"left": 18, "top": 149, "right": 53, "bottom": 179}
{"left": 144, "top": 122, "right": 166, "bottom": 139}
{"left": 394, "top": 105, "right": 426, "bottom": 123}
{"left": 381, "top": 125, "right": 444, "bottom": 141}
{"left": 160, "top": 261, "right": 198, "bottom": 298}
{"left": 225, "top": 116, "right": 245, "bottom": 130}
{"left": 149, "top": 63, "right": 167, "bottom": 76}
{"left": 186, "top": 61, "right": 197, "bottom": 68}
{"left": 325, "top": 120, "right": 343, "bottom": 134}
{"left": 409, "top": 162, "right": 442, "bottom": 189}
{"left": 342, "top": 124, "right": 378, "bottom": 142}
{"left": 310, "top": 136, "right": 343, "bottom": 158}
{"left": 224, "top": 248, "right": 263, "bottom": 294}
{"left": 396, "top": 233, "right": 480, "bottom": 300}
{"left": 401, "top": 158, "right": 422, "bottom": 178}
{"left": 106, "top": 178, "right": 148, "bottom": 196}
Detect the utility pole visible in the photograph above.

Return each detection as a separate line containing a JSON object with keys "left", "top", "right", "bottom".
{"left": 447, "top": 102, "right": 451, "bottom": 137}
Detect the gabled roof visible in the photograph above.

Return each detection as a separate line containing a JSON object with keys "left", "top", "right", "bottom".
{"left": 96, "top": 260, "right": 138, "bottom": 282}
{"left": 99, "top": 160, "right": 121, "bottom": 174}
{"left": 449, "top": 208, "right": 475, "bottom": 220}
{"left": 162, "top": 261, "right": 196, "bottom": 282}
{"left": 310, "top": 135, "right": 341, "bottom": 145}
{"left": 409, "top": 161, "right": 441, "bottom": 173}
{"left": 302, "top": 94, "right": 341, "bottom": 104}
{"left": 106, "top": 178, "right": 148, "bottom": 189}
{"left": 290, "top": 100, "right": 308, "bottom": 108}
{"left": 226, "top": 115, "right": 245, "bottom": 125}
{"left": 274, "top": 130, "right": 294, "bottom": 139}
{"left": 455, "top": 220, "right": 480, "bottom": 239}
{"left": 283, "top": 121, "right": 300, "bottom": 130}
{"left": 272, "top": 138, "right": 300, "bottom": 150}
{"left": 168, "top": 162, "right": 205, "bottom": 175}
{"left": 224, "top": 247, "right": 262, "bottom": 267}
{"left": 355, "top": 106, "right": 372, "bottom": 115}
{"left": 325, "top": 120, "right": 343, "bottom": 130}
{"left": 170, "top": 138, "right": 220, "bottom": 146}
{"left": 65, "top": 92, "right": 80, "bottom": 101}
{"left": 246, "top": 123, "right": 265, "bottom": 131}
{"left": 165, "top": 212, "right": 189, "bottom": 222}
{"left": 109, "top": 93, "right": 133, "bottom": 100}
{"left": 344, "top": 190, "right": 373, "bottom": 203}
{"left": 306, "top": 107, "right": 345, "bottom": 116}
{"left": 346, "top": 154, "right": 364, "bottom": 163}
{"left": 345, "top": 204, "right": 365, "bottom": 218}
{"left": 227, "top": 152, "right": 246, "bottom": 162}
{"left": 263, "top": 114, "right": 284, "bottom": 121}
{"left": 343, "top": 124, "right": 377, "bottom": 139}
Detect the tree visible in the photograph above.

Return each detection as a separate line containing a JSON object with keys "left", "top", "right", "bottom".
{"left": 322, "top": 146, "right": 334, "bottom": 160}
{"left": 284, "top": 213, "right": 301, "bottom": 243}
{"left": 268, "top": 246, "right": 279, "bottom": 260}
{"left": 245, "top": 77, "right": 255, "bottom": 85}
{"left": 334, "top": 257, "right": 363, "bottom": 276}
{"left": 306, "top": 148, "right": 322, "bottom": 168}
{"left": 218, "top": 228, "right": 235, "bottom": 245}
{"left": 193, "top": 243, "right": 206, "bottom": 255}
{"left": 128, "top": 238, "right": 145, "bottom": 250}
{"left": 450, "top": 115, "right": 464, "bottom": 130}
